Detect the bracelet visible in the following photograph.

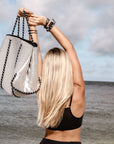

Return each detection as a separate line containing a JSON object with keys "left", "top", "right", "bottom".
{"left": 29, "top": 29, "right": 37, "bottom": 34}
{"left": 44, "top": 18, "right": 56, "bottom": 32}
{"left": 29, "top": 29, "right": 37, "bottom": 32}
{"left": 47, "top": 19, "right": 56, "bottom": 31}
{"left": 44, "top": 18, "right": 50, "bottom": 28}
{"left": 30, "top": 32, "right": 37, "bottom": 34}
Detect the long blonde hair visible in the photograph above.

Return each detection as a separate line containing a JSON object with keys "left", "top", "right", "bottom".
{"left": 36, "top": 47, "right": 73, "bottom": 128}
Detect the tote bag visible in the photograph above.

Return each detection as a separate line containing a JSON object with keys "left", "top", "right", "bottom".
{"left": 0, "top": 11, "right": 41, "bottom": 97}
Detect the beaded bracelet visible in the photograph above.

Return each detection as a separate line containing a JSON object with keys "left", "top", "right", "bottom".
{"left": 44, "top": 18, "right": 50, "bottom": 28}
{"left": 47, "top": 19, "right": 56, "bottom": 32}
{"left": 44, "top": 18, "right": 56, "bottom": 32}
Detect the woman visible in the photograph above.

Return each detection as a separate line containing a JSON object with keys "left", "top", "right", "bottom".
{"left": 18, "top": 7, "right": 86, "bottom": 144}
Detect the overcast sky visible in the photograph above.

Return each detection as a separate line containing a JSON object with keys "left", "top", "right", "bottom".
{"left": 0, "top": 0, "right": 114, "bottom": 82}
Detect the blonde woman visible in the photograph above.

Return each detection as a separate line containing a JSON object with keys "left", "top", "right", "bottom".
{"left": 18, "top": 7, "right": 86, "bottom": 144}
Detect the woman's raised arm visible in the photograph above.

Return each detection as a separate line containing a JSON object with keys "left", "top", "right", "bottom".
{"left": 50, "top": 25, "right": 85, "bottom": 88}
{"left": 49, "top": 22, "right": 85, "bottom": 107}
{"left": 27, "top": 13, "right": 85, "bottom": 88}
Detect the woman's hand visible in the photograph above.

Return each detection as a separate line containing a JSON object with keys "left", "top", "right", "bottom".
{"left": 28, "top": 15, "right": 47, "bottom": 26}
{"left": 18, "top": 7, "right": 33, "bottom": 17}
{"left": 18, "top": 7, "right": 47, "bottom": 27}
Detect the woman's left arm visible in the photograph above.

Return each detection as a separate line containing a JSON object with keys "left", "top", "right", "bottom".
{"left": 29, "top": 26, "right": 43, "bottom": 78}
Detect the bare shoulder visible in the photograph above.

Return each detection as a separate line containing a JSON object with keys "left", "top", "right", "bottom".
{"left": 71, "top": 84, "right": 86, "bottom": 117}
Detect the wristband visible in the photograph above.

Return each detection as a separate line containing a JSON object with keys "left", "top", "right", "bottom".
{"left": 30, "top": 32, "right": 37, "bottom": 34}
{"left": 44, "top": 18, "right": 56, "bottom": 32}
{"left": 29, "top": 29, "right": 37, "bottom": 32}
{"left": 44, "top": 18, "right": 50, "bottom": 28}
{"left": 29, "top": 29, "right": 37, "bottom": 34}
{"left": 46, "top": 19, "right": 56, "bottom": 32}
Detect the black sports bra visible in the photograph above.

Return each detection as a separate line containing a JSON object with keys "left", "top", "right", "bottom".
{"left": 47, "top": 93, "right": 84, "bottom": 131}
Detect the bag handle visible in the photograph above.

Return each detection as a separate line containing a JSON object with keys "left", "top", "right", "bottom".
{"left": 11, "top": 11, "right": 34, "bottom": 43}
{"left": 12, "top": 16, "right": 20, "bottom": 36}
{"left": 22, "top": 11, "right": 34, "bottom": 42}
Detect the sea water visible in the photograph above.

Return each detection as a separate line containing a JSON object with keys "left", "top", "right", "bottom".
{"left": 0, "top": 81, "right": 114, "bottom": 144}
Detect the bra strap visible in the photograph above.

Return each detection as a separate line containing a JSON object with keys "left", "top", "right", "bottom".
{"left": 69, "top": 93, "right": 73, "bottom": 107}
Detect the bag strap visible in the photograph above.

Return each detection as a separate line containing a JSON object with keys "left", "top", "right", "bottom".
{"left": 22, "top": 14, "right": 25, "bottom": 38}
{"left": 23, "top": 11, "right": 34, "bottom": 43}
{"left": 12, "top": 15, "right": 20, "bottom": 35}
{"left": 17, "top": 16, "right": 20, "bottom": 37}
{"left": 11, "top": 11, "right": 34, "bottom": 43}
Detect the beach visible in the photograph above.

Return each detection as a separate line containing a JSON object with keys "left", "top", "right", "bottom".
{"left": 0, "top": 82, "right": 114, "bottom": 144}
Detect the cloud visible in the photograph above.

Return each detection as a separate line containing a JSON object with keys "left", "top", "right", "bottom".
{"left": 85, "top": 0, "right": 114, "bottom": 56}
{"left": 0, "top": 0, "right": 17, "bottom": 22}
{"left": 16, "top": 0, "right": 114, "bottom": 56}
{"left": 0, "top": 0, "right": 113, "bottom": 56}
{"left": 84, "top": 0, "right": 114, "bottom": 8}
{"left": 16, "top": 0, "right": 95, "bottom": 52}
{"left": 89, "top": 28, "right": 114, "bottom": 56}
{"left": 0, "top": 0, "right": 113, "bottom": 81}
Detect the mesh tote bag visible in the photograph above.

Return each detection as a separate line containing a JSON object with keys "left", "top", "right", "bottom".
{"left": 0, "top": 11, "right": 41, "bottom": 97}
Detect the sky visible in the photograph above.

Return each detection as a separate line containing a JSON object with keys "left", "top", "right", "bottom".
{"left": 0, "top": 0, "right": 114, "bottom": 82}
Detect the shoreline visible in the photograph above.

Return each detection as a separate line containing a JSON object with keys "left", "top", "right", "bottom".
{"left": 84, "top": 80, "right": 114, "bottom": 86}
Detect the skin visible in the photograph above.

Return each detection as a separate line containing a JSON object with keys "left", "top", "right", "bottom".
{"left": 18, "top": 7, "right": 86, "bottom": 142}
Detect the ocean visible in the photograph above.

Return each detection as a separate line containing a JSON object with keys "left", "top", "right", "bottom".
{"left": 0, "top": 81, "right": 114, "bottom": 144}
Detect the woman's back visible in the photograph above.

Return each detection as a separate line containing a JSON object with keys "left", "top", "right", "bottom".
{"left": 45, "top": 85, "right": 86, "bottom": 142}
